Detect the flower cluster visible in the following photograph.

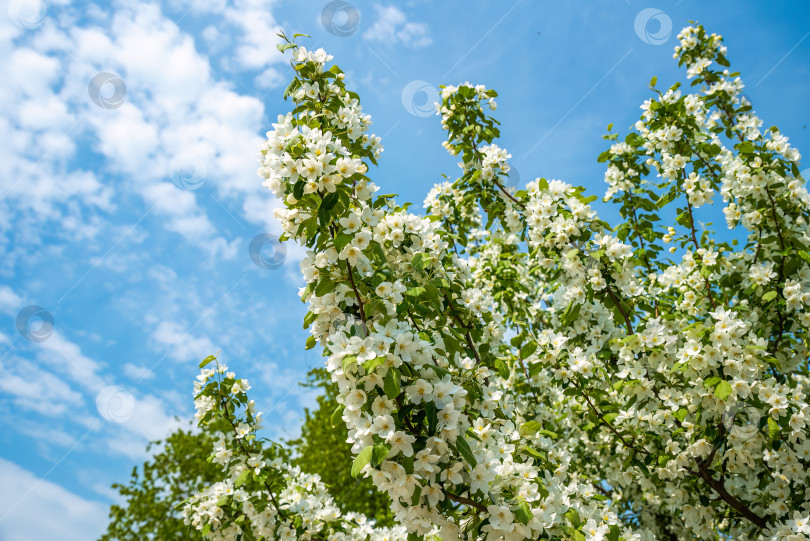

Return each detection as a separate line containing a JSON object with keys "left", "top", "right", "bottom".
{"left": 183, "top": 359, "right": 408, "bottom": 541}
{"left": 185, "top": 25, "right": 810, "bottom": 541}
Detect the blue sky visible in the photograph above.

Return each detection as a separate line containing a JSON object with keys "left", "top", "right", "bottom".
{"left": 0, "top": 0, "right": 808, "bottom": 539}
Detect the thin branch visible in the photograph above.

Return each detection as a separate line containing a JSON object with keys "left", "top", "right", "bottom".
{"left": 573, "top": 380, "right": 648, "bottom": 455}
{"left": 344, "top": 260, "right": 368, "bottom": 334}
{"left": 694, "top": 458, "right": 769, "bottom": 529}
{"left": 604, "top": 283, "right": 634, "bottom": 335}
{"left": 493, "top": 178, "right": 525, "bottom": 208}
{"left": 684, "top": 198, "right": 717, "bottom": 309}
{"left": 445, "top": 490, "right": 487, "bottom": 513}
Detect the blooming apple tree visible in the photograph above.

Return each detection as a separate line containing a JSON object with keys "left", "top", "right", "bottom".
{"left": 184, "top": 25, "right": 810, "bottom": 541}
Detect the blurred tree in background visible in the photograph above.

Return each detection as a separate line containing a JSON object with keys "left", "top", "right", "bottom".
{"left": 99, "top": 369, "right": 391, "bottom": 540}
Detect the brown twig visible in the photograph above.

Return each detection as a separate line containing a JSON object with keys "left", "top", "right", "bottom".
{"left": 344, "top": 260, "right": 368, "bottom": 334}
{"left": 694, "top": 458, "right": 769, "bottom": 529}
{"left": 445, "top": 490, "right": 487, "bottom": 513}
{"left": 684, "top": 198, "right": 717, "bottom": 309}
{"left": 493, "top": 178, "right": 525, "bottom": 208}
{"left": 604, "top": 283, "right": 634, "bottom": 335}
{"left": 573, "top": 380, "right": 648, "bottom": 456}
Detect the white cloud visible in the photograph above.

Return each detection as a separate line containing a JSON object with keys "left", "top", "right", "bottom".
{"left": 0, "top": 285, "right": 22, "bottom": 312}
{"left": 0, "top": 357, "right": 83, "bottom": 416}
{"left": 37, "top": 331, "right": 107, "bottom": 392}
{"left": 0, "top": 0, "right": 282, "bottom": 265}
{"left": 0, "top": 458, "right": 108, "bottom": 541}
{"left": 118, "top": 393, "right": 185, "bottom": 444}
{"left": 122, "top": 363, "right": 154, "bottom": 380}
{"left": 150, "top": 320, "right": 217, "bottom": 363}
{"left": 0, "top": 285, "right": 186, "bottom": 459}
{"left": 225, "top": 0, "right": 283, "bottom": 70}
{"left": 362, "top": 5, "right": 432, "bottom": 48}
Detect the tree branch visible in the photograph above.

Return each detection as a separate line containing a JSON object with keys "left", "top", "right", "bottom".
{"left": 344, "top": 260, "right": 368, "bottom": 335}
{"left": 694, "top": 458, "right": 769, "bottom": 529}
{"left": 445, "top": 490, "right": 487, "bottom": 513}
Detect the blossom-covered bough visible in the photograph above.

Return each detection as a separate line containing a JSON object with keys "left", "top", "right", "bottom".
{"left": 183, "top": 359, "right": 409, "bottom": 540}
{"left": 184, "top": 26, "right": 810, "bottom": 540}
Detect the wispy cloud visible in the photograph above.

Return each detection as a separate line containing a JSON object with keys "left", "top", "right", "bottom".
{"left": 363, "top": 5, "right": 432, "bottom": 49}
{"left": 0, "top": 458, "right": 108, "bottom": 541}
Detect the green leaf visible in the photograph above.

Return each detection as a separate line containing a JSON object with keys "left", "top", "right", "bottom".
{"left": 566, "top": 508, "right": 582, "bottom": 528}
{"left": 334, "top": 234, "right": 353, "bottom": 252}
{"left": 406, "top": 286, "right": 426, "bottom": 298}
{"left": 494, "top": 358, "right": 510, "bottom": 379}
{"left": 519, "top": 341, "right": 537, "bottom": 359}
{"left": 293, "top": 179, "right": 305, "bottom": 200}
{"left": 321, "top": 191, "right": 339, "bottom": 210}
{"left": 455, "top": 435, "right": 477, "bottom": 468}
{"left": 362, "top": 356, "right": 386, "bottom": 373}
{"left": 703, "top": 376, "right": 721, "bottom": 389}
{"left": 351, "top": 445, "right": 374, "bottom": 478}
{"left": 199, "top": 355, "right": 216, "bottom": 368}
{"left": 768, "top": 417, "right": 780, "bottom": 439}
{"left": 762, "top": 290, "right": 778, "bottom": 302}
{"left": 519, "top": 420, "right": 541, "bottom": 437}
{"left": 714, "top": 380, "right": 732, "bottom": 400}
{"left": 234, "top": 469, "right": 250, "bottom": 487}
{"left": 513, "top": 500, "right": 532, "bottom": 525}
{"left": 371, "top": 443, "right": 390, "bottom": 467}
{"left": 518, "top": 445, "right": 545, "bottom": 460}
{"left": 384, "top": 367, "right": 401, "bottom": 399}
{"left": 305, "top": 335, "right": 317, "bottom": 350}
{"left": 314, "top": 278, "right": 334, "bottom": 297}
{"left": 341, "top": 354, "right": 358, "bottom": 374}
{"left": 331, "top": 404, "right": 344, "bottom": 428}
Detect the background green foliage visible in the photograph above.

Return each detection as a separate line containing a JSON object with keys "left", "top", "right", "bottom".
{"left": 99, "top": 424, "right": 225, "bottom": 541}
{"left": 99, "top": 369, "right": 392, "bottom": 540}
